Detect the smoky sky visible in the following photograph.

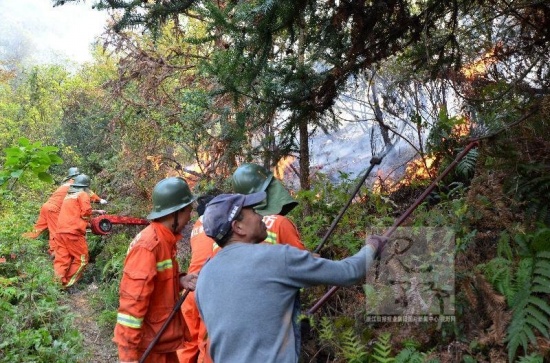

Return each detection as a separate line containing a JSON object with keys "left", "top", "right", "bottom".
{"left": 0, "top": 0, "right": 108, "bottom": 65}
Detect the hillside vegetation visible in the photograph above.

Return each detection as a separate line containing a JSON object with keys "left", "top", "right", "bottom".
{"left": 1, "top": 0, "right": 549, "bottom": 362}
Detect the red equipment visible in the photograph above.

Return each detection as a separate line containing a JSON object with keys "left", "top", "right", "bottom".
{"left": 90, "top": 214, "right": 149, "bottom": 235}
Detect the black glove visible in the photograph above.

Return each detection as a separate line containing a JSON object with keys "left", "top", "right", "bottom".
{"left": 366, "top": 235, "right": 389, "bottom": 258}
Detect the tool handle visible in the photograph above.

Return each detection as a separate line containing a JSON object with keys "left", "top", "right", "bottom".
{"left": 139, "top": 289, "right": 190, "bottom": 363}
{"left": 313, "top": 155, "right": 384, "bottom": 254}
{"left": 306, "top": 141, "right": 479, "bottom": 315}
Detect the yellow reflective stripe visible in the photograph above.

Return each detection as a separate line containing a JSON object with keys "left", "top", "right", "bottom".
{"left": 117, "top": 313, "right": 143, "bottom": 329}
{"left": 156, "top": 259, "right": 173, "bottom": 272}
{"left": 265, "top": 231, "right": 277, "bottom": 244}
{"left": 65, "top": 254, "right": 87, "bottom": 287}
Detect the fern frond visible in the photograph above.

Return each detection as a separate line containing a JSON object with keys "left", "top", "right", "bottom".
{"left": 394, "top": 347, "right": 424, "bottom": 363}
{"left": 478, "top": 257, "right": 515, "bottom": 301}
{"left": 511, "top": 259, "right": 534, "bottom": 297}
{"left": 516, "top": 353, "right": 544, "bottom": 363}
{"left": 506, "top": 252, "right": 550, "bottom": 362}
{"left": 456, "top": 149, "right": 478, "bottom": 178}
{"left": 527, "top": 296, "right": 550, "bottom": 319}
{"left": 318, "top": 316, "right": 335, "bottom": 342}
{"left": 497, "top": 231, "right": 514, "bottom": 260}
{"left": 533, "top": 261, "right": 550, "bottom": 278}
{"left": 371, "top": 332, "right": 394, "bottom": 363}
{"left": 340, "top": 328, "right": 368, "bottom": 363}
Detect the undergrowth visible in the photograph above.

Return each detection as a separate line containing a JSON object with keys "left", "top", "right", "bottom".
{"left": 2, "top": 155, "right": 549, "bottom": 362}
{"left": 0, "top": 190, "right": 87, "bottom": 362}
{"left": 479, "top": 228, "right": 550, "bottom": 361}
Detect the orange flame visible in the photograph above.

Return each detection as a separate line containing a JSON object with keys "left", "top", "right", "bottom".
{"left": 461, "top": 46, "right": 499, "bottom": 80}
{"left": 452, "top": 117, "right": 471, "bottom": 138}
{"left": 274, "top": 155, "right": 296, "bottom": 180}
{"left": 373, "top": 155, "right": 438, "bottom": 194}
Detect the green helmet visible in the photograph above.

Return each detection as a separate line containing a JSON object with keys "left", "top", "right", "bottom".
{"left": 147, "top": 177, "right": 196, "bottom": 220}
{"left": 232, "top": 163, "right": 273, "bottom": 194}
{"left": 67, "top": 167, "right": 81, "bottom": 179}
{"left": 72, "top": 174, "right": 91, "bottom": 187}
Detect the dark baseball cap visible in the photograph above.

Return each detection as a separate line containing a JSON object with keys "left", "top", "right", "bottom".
{"left": 203, "top": 192, "right": 267, "bottom": 242}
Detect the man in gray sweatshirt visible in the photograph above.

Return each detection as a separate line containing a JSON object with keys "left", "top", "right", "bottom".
{"left": 195, "top": 192, "right": 386, "bottom": 363}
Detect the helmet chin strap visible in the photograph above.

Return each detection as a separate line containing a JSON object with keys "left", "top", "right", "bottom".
{"left": 172, "top": 209, "right": 179, "bottom": 234}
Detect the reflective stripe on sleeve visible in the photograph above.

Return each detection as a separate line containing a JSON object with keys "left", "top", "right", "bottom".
{"left": 117, "top": 313, "right": 143, "bottom": 329}
{"left": 156, "top": 259, "right": 173, "bottom": 272}
{"left": 265, "top": 231, "right": 277, "bottom": 244}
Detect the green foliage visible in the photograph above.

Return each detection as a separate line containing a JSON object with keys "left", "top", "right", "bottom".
{"left": 478, "top": 228, "right": 550, "bottom": 362}
{"left": 0, "top": 178, "right": 88, "bottom": 362}
{"left": 427, "top": 111, "right": 468, "bottom": 154}
{"left": 509, "top": 162, "right": 550, "bottom": 224}
{"left": 482, "top": 227, "right": 550, "bottom": 362}
{"left": 371, "top": 332, "right": 394, "bottom": 363}
{"left": 455, "top": 149, "right": 478, "bottom": 180}
{"left": 293, "top": 171, "right": 393, "bottom": 254}
{"left": 341, "top": 328, "right": 368, "bottom": 363}
{"left": 516, "top": 353, "right": 544, "bottom": 363}
{"left": 394, "top": 348, "right": 425, "bottom": 363}
{"left": 0, "top": 137, "right": 63, "bottom": 189}
{"left": 506, "top": 251, "right": 550, "bottom": 362}
{"left": 479, "top": 257, "right": 515, "bottom": 302}
{"left": 318, "top": 316, "right": 369, "bottom": 362}
{"left": 318, "top": 316, "right": 335, "bottom": 342}
{"left": 514, "top": 227, "right": 550, "bottom": 255}
{"left": 0, "top": 250, "right": 86, "bottom": 363}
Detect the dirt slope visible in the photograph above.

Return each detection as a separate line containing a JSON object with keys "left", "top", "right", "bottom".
{"left": 65, "top": 283, "right": 118, "bottom": 363}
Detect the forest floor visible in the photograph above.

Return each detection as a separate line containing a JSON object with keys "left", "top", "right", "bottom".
{"left": 64, "top": 282, "right": 118, "bottom": 363}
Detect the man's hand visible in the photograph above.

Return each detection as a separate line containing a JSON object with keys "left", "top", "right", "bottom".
{"left": 92, "top": 209, "right": 107, "bottom": 215}
{"left": 366, "top": 235, "right": 390, "bottom": 257}
{"left": 100, "top": 199, "right": 108, "bottom": 204}
{"left": 180, "top": 273, "right": 198, "bottom": 291}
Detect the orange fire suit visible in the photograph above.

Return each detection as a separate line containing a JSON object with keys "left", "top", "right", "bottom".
{"left": 261, "top": 214, "right": 306, "bottom": 249}
{"left": 177, "top": 217, "right": 220, "bottom": 363}
{"left": 24, "top": 180, "right": 103, "bottom": 256}
{"left": 114, "top": 222, "right": 191, "bottom": 363}
{"left": 177, "top": 214, "right": 305, "bottom": 363}
{"left": 53, "top": 190, "right": 92, "bottom": 287}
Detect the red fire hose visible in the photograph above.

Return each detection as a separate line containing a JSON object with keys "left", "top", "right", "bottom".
{"left": 89, "top": 215, "right": 149, "bottom": 235}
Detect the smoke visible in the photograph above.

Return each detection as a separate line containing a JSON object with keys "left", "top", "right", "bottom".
{"left": 0, "top": 0, "right": 108, "bottom": 66}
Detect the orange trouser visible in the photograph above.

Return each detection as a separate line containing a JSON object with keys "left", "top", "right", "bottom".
{"left": 177, "top": 290, "right": 212, "bottom": 363}
{"left": 177, "top": 290, "right": 205, "bottom": 363}
{"left": 25, "top": 203, "right": 60, "bottom": 256}
{"left": 53, "top": 233, "right": 88, "bottom": 287}
{"left": 201, "top": 339, "right": 213, "bottom": 363}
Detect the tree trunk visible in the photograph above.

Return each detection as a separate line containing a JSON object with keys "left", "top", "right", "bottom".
{"left": 297, "top": 16, "right": 312, "bottom": 217}
{"left": 298, "top": 117, "right": 312, "bottom": 217}
{"left": 298, "top": 118, "right": 310, "bottom": 191}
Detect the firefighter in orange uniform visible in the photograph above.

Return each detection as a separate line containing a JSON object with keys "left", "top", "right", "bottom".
{"left": 114, "top": 177, "right": 197, "bottom": 363}
{"left": 232, "top": 163, "right": 305, "bottom": 250}
{"left": 177, "top": 164, "right": 306, "bottom": 363}
{"left": 177, "top": 196, "right": 220, "bottom": 363}
{"left": 53, "top": 174, "right": 96, "bottom": 288}
{"left": 23, "top": 167, "right": 107, "bottom": 257}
